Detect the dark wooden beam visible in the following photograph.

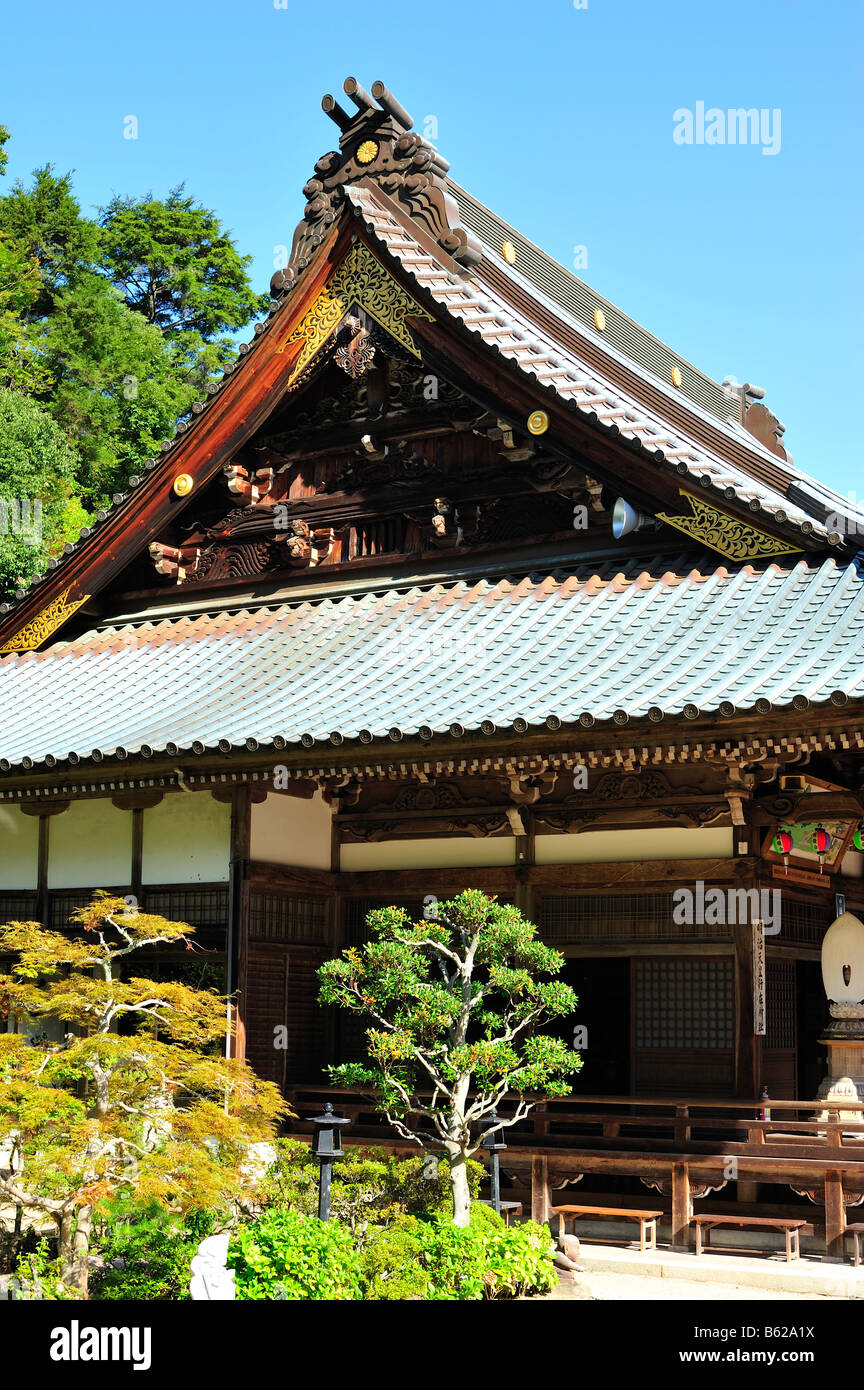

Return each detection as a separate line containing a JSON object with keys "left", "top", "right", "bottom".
{"left": 227, "top": 786, "right": 253, "bottom": 1061}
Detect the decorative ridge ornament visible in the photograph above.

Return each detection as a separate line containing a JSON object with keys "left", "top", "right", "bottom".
{"left": 273, "top": 76, "right": 482, "bottom": 294}
{"left": 656, "top": 489, "right": 804, "bottom": 562}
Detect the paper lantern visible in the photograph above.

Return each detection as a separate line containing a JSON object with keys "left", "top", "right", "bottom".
{"left": 772, "top": 828, "right": 793, "bottom": 873}
{"left": 810, "top": 824, "right": 831, "bottom": 873}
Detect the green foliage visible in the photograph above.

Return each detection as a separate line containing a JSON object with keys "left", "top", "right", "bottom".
{"left": 14, "top": 1237, "right": 81, "bottom": 1301}
{"left": 419, "top": 1216, "right": 556, "bottom": 1301}
{"left": 99, "top": 187, "right": 267, "bottom": 347}
{"left": 230, "top": 1210, "right": 362, "bottom": 1301}
{"left": 0, "top": 386, "right": 87, "bottom": 592}
{"left": 37, "top": 273, "right": 198, "bottom": 502}
{"left": 0, "top": 166, "right": 99, "bottom": 316}
{"left": 255, "top": 1138, "right": 484, "bottom": 1228}
{"left": 89, "top": 1201, "right": 213, "bottom": 1301}
{"left": 230, "top": 1206, "right": 555, "bottom": 1302}
{"left": 256, "top": 1138, "right": 400, "bottom": 1233}
{"left": 318, "top": 891, "right": 581, "bottom": 1222}
{"left": 359, "top": 1215, "right": 429, "bottom": 1300}
{"left": 0, "top": 157, "right": 265, "bottom": 553}
{"left": 381, "top": 1150, "right": 483, "bottom": 1217}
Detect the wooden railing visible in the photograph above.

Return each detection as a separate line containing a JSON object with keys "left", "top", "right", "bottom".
{"left": 284, "top": 1084, "right": 864, "bottom": 1256}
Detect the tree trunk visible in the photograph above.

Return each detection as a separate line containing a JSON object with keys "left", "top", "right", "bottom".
{"left": 446, "top": 1143, "right": 471, "bottom": 1227}
{"left": 59, "top": 1205, "right": 92, "bottom": 1297}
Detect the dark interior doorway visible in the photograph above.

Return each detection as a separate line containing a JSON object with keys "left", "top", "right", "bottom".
{"left": 797, "top": 960, "right": 826, "bottom": 1100}
{"left": 563, "top": 957, "right": 631, "bottom": 1096}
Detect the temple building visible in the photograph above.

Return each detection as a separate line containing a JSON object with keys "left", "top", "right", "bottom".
{"left": 2, "top": 77, "right": 864, "bottom": 1243}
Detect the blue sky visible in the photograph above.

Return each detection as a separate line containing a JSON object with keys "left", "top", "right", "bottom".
{"left": 2, "top": 0, "right": 861, "bottom": 492}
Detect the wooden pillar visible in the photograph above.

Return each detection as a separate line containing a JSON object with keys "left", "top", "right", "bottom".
{"left": 226, "top": 786, "right": 252, "bottom": 1061}
{"left": 531, "top": 1155, "right": 550, "bottom": 1225}
{"left": 824, "top": 1169, "right": 845, "bottom": 1261}
{"left": 36, "top": 814, "right": 49, "bottom": 927}
{"left": 671, "top": 1161, "right": 690, "bottom": 1250}
{"left": 130, "top": 807, "right": 144, "bottom": 903}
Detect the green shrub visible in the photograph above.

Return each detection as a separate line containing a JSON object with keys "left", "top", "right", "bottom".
{"left": 89, "top": 1204, "right": 215, "bottom": 1301}
{"left": 360, "top": 1215, "right": 429, "bottom": 1300}
{"left": 421, "top": 1217, "right": 556, "bottom": 1301}
{"left": 14, "top": 1237, "right": 81, "bottom": 1301}
{"left": 468, "top": 1201, "right": 505, "bottom": 1230}
{"left": 230, "top": 1210, "right": 362, "bottom": 1301}
{"left": 254, "top": 1139, "right": 483, "bottom": 1229}
{"left": 381, "top": 1152, "right": 484, "bottom": 1219}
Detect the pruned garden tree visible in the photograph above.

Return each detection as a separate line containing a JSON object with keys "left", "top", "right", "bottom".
{"left": 318, "top": 891, "right": 581, "bottom": 1226}
{"left": 0, "top": 893, "right": 290, "bottom": 1296}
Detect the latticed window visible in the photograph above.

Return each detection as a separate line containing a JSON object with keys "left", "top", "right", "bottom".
{"left": 766, "top": 958, "right": 796, "bottom": 1050}
{"left": 50, "top": 891, "right": 118, "bottom": 931}
{"left": 143, "top": 887, "right": 228, "bottom": 928}
{"left": 0, "top": 892, "right": 38, "bottom": 923}
{"left": 342, "top": 896, "right": 424, "bottom": 945}
{"left": 541, "top": 892, "right": 730, "bottom": 942}
{"left": 781, "top": 899, "right": 833, "bottom": 947}
{"left": 248, "top": 892, "right": 329, "bottom": 944}
{"left": 634, "top": 959, "right": 734, "bottom": 1049}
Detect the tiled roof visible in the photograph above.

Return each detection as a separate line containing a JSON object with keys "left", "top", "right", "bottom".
{"left": 347, "top": 184, "right": 843, "bottom": 545}
{"left": 0, "top": 557, "right": 860, "bottom": 769}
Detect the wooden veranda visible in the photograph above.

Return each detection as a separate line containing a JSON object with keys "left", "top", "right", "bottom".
{"left": 285, "top": 1086, "right": 864, "bottom": 1260}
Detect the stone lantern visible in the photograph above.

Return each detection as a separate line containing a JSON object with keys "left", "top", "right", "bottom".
{"left": 817, "top": 911, "right": 864, "bottom": 1122}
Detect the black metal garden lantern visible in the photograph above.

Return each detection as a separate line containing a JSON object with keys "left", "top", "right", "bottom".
{"left": 482, "top": 1108, "right": 507, "bottom": 1215}
{"left": 310, "top": 1101, "right": 349, "bottom": 1220}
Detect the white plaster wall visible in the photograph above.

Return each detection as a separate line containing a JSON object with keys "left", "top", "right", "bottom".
{"left": 250, "top": 791, "right": 332, "bottom": 870}
{"left": 48, "top": 800, "right": 132, "bottom": 889}
{"left": 535, "top": 827, "right": 733, "bottom": 864}
{"left": 340, "top": 837, "right": 516, "bottom": 872}
{"left": 0, "top": 805, "right": 39, "bottom": 889}
{"left": 142, "top": 793, "right": 231, "bottom": 884}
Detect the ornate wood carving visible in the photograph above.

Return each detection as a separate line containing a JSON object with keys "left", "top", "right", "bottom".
{"left": 657, "top": 490, "right": 803, "bottom": 561}
{"left": 274, "top": 88, "right": 482, "bottom": 291}
{"left": 0, "top": 586, "right": 92, "bottom": 654}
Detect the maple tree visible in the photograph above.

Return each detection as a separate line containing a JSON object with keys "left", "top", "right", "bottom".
{"left": 0, "top": 892, "right": 289, "bottom": 1296}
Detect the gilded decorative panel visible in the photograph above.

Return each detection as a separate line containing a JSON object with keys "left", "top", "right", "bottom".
{"left": 656, "top": 490, "right": 804, "bottom": 562}
{"left": 0, "top": 587, "right": 91, "bottom": 655}
{"left": 278, "top": 241, "right": 433, "bottom": 382}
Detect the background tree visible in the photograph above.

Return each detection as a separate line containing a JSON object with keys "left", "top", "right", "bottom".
{"left": 0, "top": 152, "right": 266, "bottom": 542}
{"left": 98, "top": 187, "right": 268, "bottom": 386}
{"left": 318, "top": 890, "right": 581, "bottom": 1226}
{"left": 0, "top": 893, "right": 289, "bottom": 1296}
{"left": 0, "top": 386, "right": 88, "bottom": 593}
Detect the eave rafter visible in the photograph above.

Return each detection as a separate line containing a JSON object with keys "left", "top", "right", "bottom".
{"left": 1, "top": 704, "right": 862, "bottom": 802}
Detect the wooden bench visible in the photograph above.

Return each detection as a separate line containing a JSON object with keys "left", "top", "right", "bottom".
{"left": 844, "top": 1222, "right": 864, "bottom": 1266}
{"left": 478, "top": 1199, "right": 523, "bottom": 1226}
{"left": 692, "top": 1215, "right": 807, "bottom": 1262}
{"left": 553, "top": 1204, "right": 662, "bottom": 1252}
